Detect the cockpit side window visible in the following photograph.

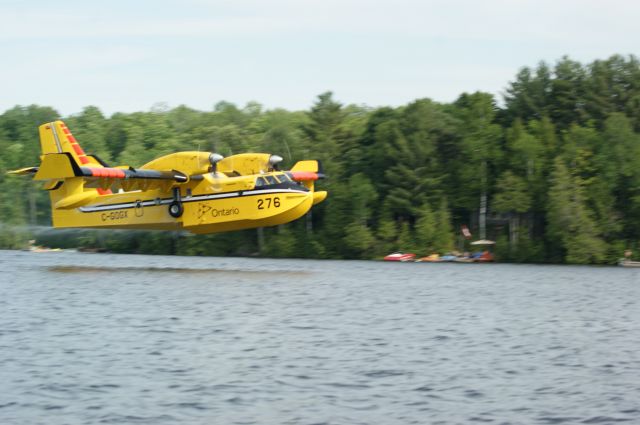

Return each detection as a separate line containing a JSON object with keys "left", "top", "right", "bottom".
{"left": 255, "top": 176, "right": 267, "bottom": 187}
{"left": 265, "top": 175, "right": 278, "bottom": 185}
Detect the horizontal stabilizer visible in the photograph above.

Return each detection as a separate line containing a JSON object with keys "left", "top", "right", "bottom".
{"left": 7, "top": 167, "right": 39, "bottom": 175}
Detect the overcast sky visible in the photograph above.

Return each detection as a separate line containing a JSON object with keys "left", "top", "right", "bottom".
{"left": 1, "top": 0, "right": 638, "bottom": 116}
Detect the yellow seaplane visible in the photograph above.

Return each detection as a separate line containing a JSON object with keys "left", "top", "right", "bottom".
{"left": 9, "top": 121, "right": 327, "bottom": 234}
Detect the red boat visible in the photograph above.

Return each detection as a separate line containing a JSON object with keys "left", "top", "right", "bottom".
{"left": 383, "top": 252, "right": 416, "bottom": 262}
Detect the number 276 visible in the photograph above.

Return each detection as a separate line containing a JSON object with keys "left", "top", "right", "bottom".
{"left": 257, "top": 197, "right": 280, "bottom": 209}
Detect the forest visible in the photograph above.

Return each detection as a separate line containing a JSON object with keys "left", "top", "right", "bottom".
{"left": 1, "top": 54, "right": 640, "bottom": 264}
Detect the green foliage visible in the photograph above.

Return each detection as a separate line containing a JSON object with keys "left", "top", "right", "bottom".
{"left": 450, "top": 92, "right": 502, "bottom": 211}
{"left": 434, "top": 200, "right": 455, "bottom": 252}
{"left": 348, "top": 172, "right": 377, "bottom": 224}
{"left": 495, "top": 233, "right": 545, "bottom": 263}
{"left": 492, "top": 171, "right": 531, "bottom": 213}
{"left": 414, "top": 200, "right": 454, "bottom": 255}
{"left": 375, "top": 215, "right": 398, "bottom": 257}
{"left": 415, "top": 203, "right": 438, "bottom": 253}
{"left": 343, "top": 222, "right": 376, "bottom": 257}
{"left": 2, "top": 54, "right": 640, "bottom": 263}
{"left": 0, "top": 224, "right": 30, "bottom": 249}
{"left": 547, "top": 157, "right": 607, "bottom": 264}
{"left": 396, "top": 221, "right": 416, "bottom": 252}
{"left": 263, "top": 226, "right": 297, "bottom": 258}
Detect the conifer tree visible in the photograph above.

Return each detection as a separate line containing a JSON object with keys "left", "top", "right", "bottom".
{"left": 547, "top": 157, "right": 607, "bottom": 263}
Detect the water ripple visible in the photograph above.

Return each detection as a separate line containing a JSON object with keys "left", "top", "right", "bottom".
{"left": 0, "top": 251, "right": 639, "bottom": 424}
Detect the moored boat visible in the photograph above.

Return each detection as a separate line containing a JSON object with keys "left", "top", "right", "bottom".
{"left": 416, "top": 254, "right": 442, "bottom": 262}
{"left": 383, "top": 252, "right": 416, "bottom": 262}
{"left": 475, "top": 250, "right": 494, "bottom": 262}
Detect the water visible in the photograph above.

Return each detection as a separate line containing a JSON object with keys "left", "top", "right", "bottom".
{"left": 1, "top": 250, "right": 639, "bottom": 424}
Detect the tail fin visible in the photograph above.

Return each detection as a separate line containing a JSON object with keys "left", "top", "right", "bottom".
{"left": 40, "top": 121, "right": 102, "bottom": 167}
{"left": 38, "top": 121, "right": 112, "bottom": 199}
{"left": 8, "top": 121, "right": 114, "bottom": 214}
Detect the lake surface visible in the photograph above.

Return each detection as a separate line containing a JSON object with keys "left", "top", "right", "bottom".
{"left": 0, "top": 250, "right": 639, "bottom": 424}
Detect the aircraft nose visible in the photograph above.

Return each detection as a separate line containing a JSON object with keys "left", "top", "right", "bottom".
{"left": 312, "top": 190, "right": 327, "bottom": 205}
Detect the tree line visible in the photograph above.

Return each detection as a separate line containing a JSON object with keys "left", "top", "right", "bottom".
{"left": 1, "top": 54, "right": 640, "bottom": 264}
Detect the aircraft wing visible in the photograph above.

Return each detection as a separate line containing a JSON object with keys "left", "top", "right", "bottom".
{"left": 9, "top": 153, "right": 188, "bottom": 193}
{"left": 80, "top": 166, "right": 187, "bottom": 181}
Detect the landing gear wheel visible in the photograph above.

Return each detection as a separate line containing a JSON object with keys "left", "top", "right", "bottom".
{"left": 168, "top": 201, "right": 183, "bottom": 218}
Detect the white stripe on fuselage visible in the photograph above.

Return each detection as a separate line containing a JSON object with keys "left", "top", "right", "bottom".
{"left": 78, "top": 188, "right": 308, "bottom": 213}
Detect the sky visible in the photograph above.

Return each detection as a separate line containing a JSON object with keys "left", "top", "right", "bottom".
{"left": 1, "top": 0, "right": 639, "bottom": 116}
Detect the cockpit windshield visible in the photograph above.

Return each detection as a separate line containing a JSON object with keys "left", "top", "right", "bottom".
{"left": 264, "top": 175, "right": 278, "bottom": 185}
{"left": 255, "top": 173, "right": 305, "bottom": 190}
